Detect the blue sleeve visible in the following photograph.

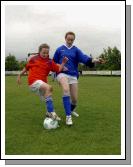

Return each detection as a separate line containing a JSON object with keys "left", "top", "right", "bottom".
{"left": 53, "top": 48, "right": 60, "bottom": 64}
{"left": 77, "top": 48, "right": 92, "bottom": 64}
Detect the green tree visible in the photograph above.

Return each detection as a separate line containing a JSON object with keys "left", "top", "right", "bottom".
{"left": 5, "top": 54, "right": 20, "bottom": 71}
{"left": 96, "top": 46, "right": 121, "bottom": 70}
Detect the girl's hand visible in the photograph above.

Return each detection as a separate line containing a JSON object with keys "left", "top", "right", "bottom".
{"left": 62, "top": 56, "right": 69, "bottom": 64}
{"left": 63, "top": 66, "right": 68, "bottom": 71}
{"left": 92, "top": 58, "right": 106, "bottom": 64}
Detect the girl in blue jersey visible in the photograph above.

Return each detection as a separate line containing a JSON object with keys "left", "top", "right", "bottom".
{"left": 53, "top": 32, "right": 99, "bottom": 125}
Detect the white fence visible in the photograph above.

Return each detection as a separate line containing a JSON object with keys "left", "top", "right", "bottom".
{"left": 111, "top": 71, "right": 121, "bottom": 75}
{"left": 82, "top": 70, "right": 121, "bottom": 76}
{"left": 5, "top": 71, "right": 22, "bottom": 75}
{"left": 5, "top": 71, "right": 121, "bottom": 76}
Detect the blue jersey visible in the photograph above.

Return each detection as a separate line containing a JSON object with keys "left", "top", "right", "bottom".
{"left": 53, "top": 45, "right": 92, "bottom": 78}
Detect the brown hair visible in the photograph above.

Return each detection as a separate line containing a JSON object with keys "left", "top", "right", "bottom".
{"left": 65, "top": 31, "right": 75, "bottom": 39}
{"left": 38, "top": 43, "right": 50, "bottom": 52}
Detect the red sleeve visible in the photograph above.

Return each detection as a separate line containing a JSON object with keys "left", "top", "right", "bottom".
{"left": 25, "top": 55, "right": 38, "bottom": 70}
{"left": 51, "top": 60, "right": 60, "bottom": 73}
{"left": 25, "top": 59, "right": 32, "bottom": 70}
{"left": 25, "top": 63, "right": 30, "bottom": 70}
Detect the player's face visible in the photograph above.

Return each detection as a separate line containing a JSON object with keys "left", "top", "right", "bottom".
{"left": 40, "top": 48, "right": 49, "bottom": 58}
{"left": 65, "top": 35, "right": 75, "bottom": 46}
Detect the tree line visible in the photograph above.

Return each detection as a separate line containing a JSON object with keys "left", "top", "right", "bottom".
{"left": 5, "top": 46, "right": 121, "bottom": 71}
{"left": 5, "top": 53, "right": 27, "bottom": 71}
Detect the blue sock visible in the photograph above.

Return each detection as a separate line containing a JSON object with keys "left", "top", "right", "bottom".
{"left": 45, "top": 96, "right": 54, "bottom": 113}
{"left": 62, "top": 95, "right": 71, "bottom": 116}
{"left": 71, "top": 103, "right": 77, "bottom": 111}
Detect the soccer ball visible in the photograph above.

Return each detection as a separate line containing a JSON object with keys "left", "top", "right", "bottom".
{"left": 43, "top": 117, "right": 59, "bottom": 130}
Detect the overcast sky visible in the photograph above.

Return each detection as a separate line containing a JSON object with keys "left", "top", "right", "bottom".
{"left": 5, "top": 4, "right": 121, "bottom": 60}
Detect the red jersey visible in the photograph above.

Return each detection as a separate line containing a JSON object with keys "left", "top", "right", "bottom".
{"left": 25, "top": 54, "right": 60, "bottom": 85}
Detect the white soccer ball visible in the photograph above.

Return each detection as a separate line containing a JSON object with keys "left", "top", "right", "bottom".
{"left": 43, "top": 117, "right": 59, "bottom": 130}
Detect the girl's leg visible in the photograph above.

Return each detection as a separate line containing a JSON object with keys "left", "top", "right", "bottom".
{"left": 70, "top": 83, "right": 79, "bottom": 117}
{"left": 39, "top": 83, "right": 61, "bottom": 120}
{"left": 59, "top": 77, "right": 72, "bottom": 125}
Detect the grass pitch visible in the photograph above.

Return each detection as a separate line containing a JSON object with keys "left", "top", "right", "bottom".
{"left": 5, "top": 75, "right": 121, "bottom": 155}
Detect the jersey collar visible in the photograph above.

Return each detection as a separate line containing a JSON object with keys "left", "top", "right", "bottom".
{"left": 63, "top": 44, "right": 74, "bottom": 49}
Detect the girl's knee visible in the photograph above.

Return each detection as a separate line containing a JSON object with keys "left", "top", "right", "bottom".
{"left": 46, "top": 85, "right": 53, "bottom": 92}
{"left": 59, "top": 78, "right": 70, "bottom": 95}
{"left": 63, "top": 87, "right": 70, "bottom": 95}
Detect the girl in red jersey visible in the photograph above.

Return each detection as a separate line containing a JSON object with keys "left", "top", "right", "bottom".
{"left": 17, "top": 43, "right": 68, "bottom": 121}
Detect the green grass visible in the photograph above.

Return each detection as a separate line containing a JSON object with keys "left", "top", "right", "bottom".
{"left": 5, "top": 75, "right": 121, "bottom": 155}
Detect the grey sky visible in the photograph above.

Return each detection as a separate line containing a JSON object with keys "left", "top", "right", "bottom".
{"left": 5, "top": 5, "right": 121, "bottom": 60}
